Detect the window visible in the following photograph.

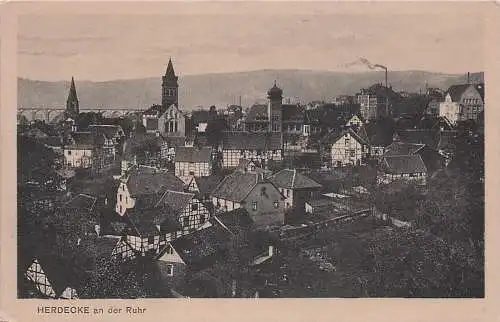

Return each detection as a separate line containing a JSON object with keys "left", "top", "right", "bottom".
{"left": 345, "top": 139, "right": 350, "bottom": 145}
{"left": 119, "top": 205, "right": 122, "bottom": 213}
{"left": 67, "top": 150, "right": 72, "bottom": 155}
{"left": 252, "top": 201, "right": 257, "bottom": 211}
{"left": 286, "top": 189, "right": 290, "bottom": 197}
{"left": 191, "top": 203, "right": 198, "bottom": 211}
{"left": 350, "top": 150, "right": 355, "bottom": 157}
{"left": 274, "top": 201, "right": 279, "bottom": 208}
{"left": 200, "top": 214, "right": 205, "bottom": 223}
{"left": 148, "top": 236, "right": 155, "bottom": 244}
{"left": 189, "top": 171, "right": 195, "bottom": 176}
{"left": 166, "top": 264, "right": 174, "bottom": 276}
{"left": 183, "top": 217, "right": 189, "bottom": 227}
{"left": 119, "top": 195, "right": 122, "bottom": 202}
{"left": 122, "top": 185, "right": 125, "bottom": 191}
{"left": 166, "top": 246, "right": 173, "bottom": 254}
{"left": 125, "top": 197, "right": 128, "bottom": 203}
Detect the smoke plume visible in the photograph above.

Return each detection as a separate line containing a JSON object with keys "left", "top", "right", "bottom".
{"left": 341, "top": 57, "right": 387, "bottom": 70}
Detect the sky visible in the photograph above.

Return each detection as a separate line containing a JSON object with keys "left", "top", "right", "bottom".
{"left": 18, "top": 12, "right": 485, "bottom": 82}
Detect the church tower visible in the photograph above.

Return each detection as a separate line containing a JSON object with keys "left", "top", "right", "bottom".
{"left": 267, "top": 81, "right": 283, "bottom": 132}
{"left": 66, "top": 76, "right": 80, "bottom": 119}
{"left": 162, "top": 58, "right": 179, "bottom": 108}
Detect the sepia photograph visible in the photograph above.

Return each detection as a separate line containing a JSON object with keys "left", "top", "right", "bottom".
{"left": 15, "top": 3, "right": 485, "bottom": 301}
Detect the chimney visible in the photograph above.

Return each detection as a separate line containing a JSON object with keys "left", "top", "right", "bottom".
{"left": 268, "top": 245, "right": 274, "bottom": 257}
{"left": 77, "top": 237, "right": 82, "bottom": 246}
{"left": 95, "top": 224, "right": 100, "bottom": 237}
{"left": 467, "top": 72, "right": 470, "bottom": 84}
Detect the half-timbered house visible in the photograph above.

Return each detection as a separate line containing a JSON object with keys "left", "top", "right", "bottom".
{"left": 221, "top": 132, "right": 283, "bottom": 169}
{"left": 321, "top": 129, "right": 369, "bottom": 167}
{"left": 115, "top": 165, "right": 184, "bottom": 216}
{"left": 377, "top": 155, "right": 428, "bottom": 185}
{"left": 174, "top": 146, "right": 213, "bottom": 184}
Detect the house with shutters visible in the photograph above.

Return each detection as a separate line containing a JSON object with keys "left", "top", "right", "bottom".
{"left": 174, "top": 146, "right": 213, "bottom": 184}
{"left": 115, "top": 165, "right": 184, "bottom": 216}
{"left": 221, "top": 132, "right": 283, "bottom": 169}
{"left": 321, "top": 129, "right": 369, "bottom": 167}
{"left": 268, "top": 169, "right": 322, "bottom": 211}
{"left": 377, "top": 155, "right": 428, "bottom": 185}
{"left": 211, "top": 169, "right": 285, "bottom": 230}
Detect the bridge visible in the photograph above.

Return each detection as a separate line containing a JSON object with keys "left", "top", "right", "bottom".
{"left": 17, "top": 108, "right": 146, "bottom": 123}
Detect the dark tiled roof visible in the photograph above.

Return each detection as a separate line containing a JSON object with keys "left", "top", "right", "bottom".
{"left": 211, "top": 171, "right": 259, "bottom": 202}
{"left": 38, "top": 136, "right": 64, "bottom": 148}
{"left": 381, "top": 155, "right": 427, "bottom": 174}
{"left": 193, "top": 175, "right": 224, "bottom": 197}
{"left": 211, "top": 208, "right": 254, "bottom": 235}
{"left": 384, "top": 142, "right": 425, "bottom": 156}
{"left": 170, "top": 224, "right": 231, "bottom": 267}
{"left": 133, "top": 193, "right": 164, "bottom": 209}
{"left": 222, "top": 132, "right": 282, "bottom": 150}
{"left": 69, "top": 131, "right": 104, "bottom": 149}
{"left": 64, "top": 194, "right": 97, "bottom": 213}
{"left": 268, "top": 169, "right": 322, "bottom": 190}
{"left": 125, "top": 204, "right": 180, "bottom": 236}
{"left": 395, "top": 129, "right": 441, "bottom": 150}
{"left": 156, "top": 190, "right": 194, "bottom": 214}
{"left": 446, "top": 84, "right": 470, "bottom": 102}
{"left": 475, "top": 83, "right": 485, "bottom": 101}
{"left": 321, "top": 128, "right": 368, "bottom": 147}
{"left": 357, "top": 121, "right": 395, "bottom": 147}
{"left": 174, "top": 146, "right": 212, "bottom": 163}
{"left": 89, "top": 125, "right": 124, "bottom": 140}
{"left": 125, "top": 166, "right": 184, "bottom": 196}
{"left": 304, "top": 108, "right": 322, "bottom": 124}
{"left": 245, "top": 104, "right": 269, "bottom": 123}
{"left": 282, "top": 104, "right": 304, "bottom": 122}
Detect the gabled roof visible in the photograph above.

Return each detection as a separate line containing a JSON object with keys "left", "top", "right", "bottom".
{"left": 89, "top": 125, "right": 124, "bottom": 140}
{"left": 211, "top": 171, "right": 260, "bottom": 202}
{"left": 381, "top": 155, "right": 427, "bottom": 174}
{"left": 222, "top": 132, "right": 282, "bottom": 150}
{"left": 125, "top": 166, "right": 184, "bottom": 196}
{"left": 384, "top": 142, "right": 425, "bottom": 156}
{"left": 395, "top": 129, "right": 441, "bottom": 150}
{"left": 356, "top": 123, "right": 394, "bottom": 147}
{"left": 211, "top": 208, "right": 254, "bottom": 236}
{"left": 125, "top": 203, "right": 181, "bottom": 236}
{"left": 190, "top": 110, "right": 211, "bottom": 125}
{"left": 446, "top": 84, "right": 471, "bottom": 102}
{"left": 68, "top": 131, "right": 104, "bottom": 149}
{"left": 192, "top": 175, "right": 224, "bottom": 197}
{"left": 143, "top": 104, "right": 168, "bottom": 117}
{"left": 174, "top": 146, "right": 212, "bottom": 163}
{"left": 133, "top": 192, "right": 164, "bottom": 209}
{"left": 170, "top": 224, "right": 231, "bottom": 268}
{"left": 245, "top": 104, "right": 269, "bottom": 123}
{"left": 163, "top": 135, "right": 186, "bottom": 148}
{"left": 156, "top": 190, "right": 194, "bottom": 214}
{"left": 321, "top": 128, "right": 368, "bottom": 147}
{"left": 268, "top": 169, "right": 322, "bottom": 190}
{"left": 64, "top": 193, "right": 97, "bottom": 213}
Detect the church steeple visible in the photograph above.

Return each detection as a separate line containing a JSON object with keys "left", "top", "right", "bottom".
{"left": 162, "top": 58, "right": 179, "bottom": 108}
{"left": 66, "top": 76, "right": 79, "bottom": 119}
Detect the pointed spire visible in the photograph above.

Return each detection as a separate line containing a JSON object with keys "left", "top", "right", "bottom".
{"left": 67, "top": 76, "right": 78, "bottom": 102}
{"left": 165, "top": 57, "right": 175, "bottom": 77}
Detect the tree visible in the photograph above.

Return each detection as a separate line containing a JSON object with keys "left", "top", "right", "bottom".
{"left": 75, "top": 112, "right": 104, "bottom": 130}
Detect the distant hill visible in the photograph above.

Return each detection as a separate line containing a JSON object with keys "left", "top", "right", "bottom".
{"left": 18, "top": 70, "right": 484, "bottom": 112}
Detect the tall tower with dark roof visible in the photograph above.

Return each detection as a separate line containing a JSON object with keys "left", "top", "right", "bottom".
{"left": 267, "top": 81, "right": 283, "bottom": 132}
{"left": 162, "top": 58, "right": 179, "bottom": 108}
{"left": 66, "top": 76, "right": 80, "bottom": 119}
